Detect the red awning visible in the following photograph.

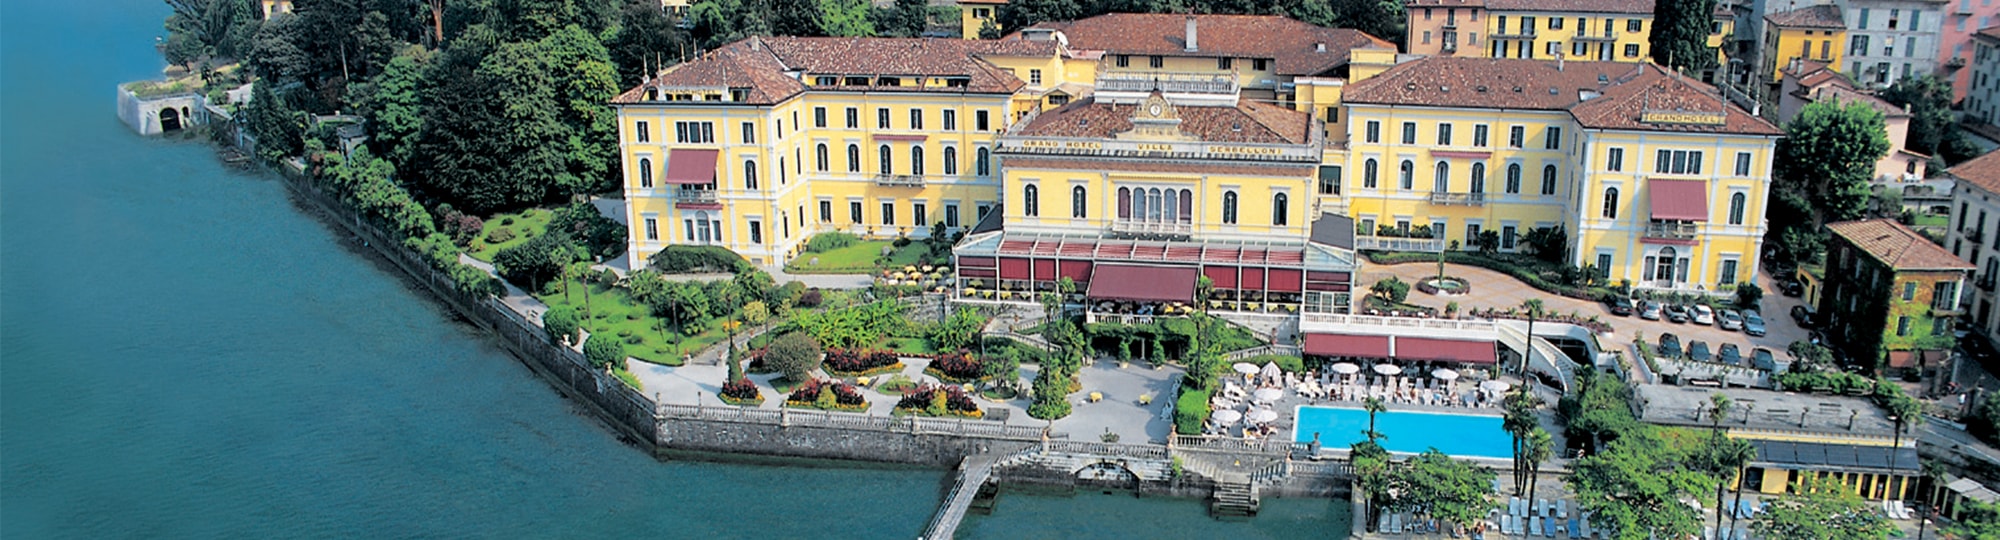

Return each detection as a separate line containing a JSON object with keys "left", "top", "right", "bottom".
{"left": 1059, "top": 260, "right": 1093, "bottom": 282}
{"left": 1241, "top": 268, "right": 1265, "bottom": 290}
{"left": 959, "top": 256, "right": 996, "bottom": 268}
{"left": 663, "top": 149, "right": 720, "bottom": 184}
{"left": 1649, "top": 179, "right": 1709, "bottom": 221}
{"left": 1268, "top": 269, "right": 1302, "bottom": 292}
{"left": 1303, "top": 333, "right": 1391, "bottom": 358}
{"left": 1033, "top": 259, "right": 1056, "bottom": 281}
{"left": 1203, "top": 266, "right": 1238, "bottom": 289}
{"left": 999, "top": 258, "right": 1031, "bottom": 280}
{"left": 1085, "top": 264, "right": 1197, "bottom": 303}
{"left": 1395, "top": 337, "right": 1497, "bottom": 365}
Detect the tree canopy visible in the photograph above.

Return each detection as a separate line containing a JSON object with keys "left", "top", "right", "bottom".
{"left": 1567, "top": 427, "right": 1716, "bottom": 540}
{"left": 1649, "top": 0, "right": 1718, "bottom": 72}
{"left": 765, "top": 332, "right": 824, "bottom": 382}
{"left": 1752, "top": 475, "right": 1894, "bottom": 540}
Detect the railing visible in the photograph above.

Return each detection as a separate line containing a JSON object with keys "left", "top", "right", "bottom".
{"left": 1963, "top": 227, "right": 1985, "bottom": 244}
{"left": 1300, "top": 312, "right": 1498, "bottom": 332}
{"left": 1313, "top": 196, "right": 1347, "bottom": 216}
{"left": 1087, "top": 312, "right": 1178, "bottom": 325}
{"left": 1575, "top": 29, "right": 1618, "bottom": 41}
{"left": 875, "top": 174, "right": 924, "bottom": 187}
{"left": 1353, "top": 236, "right": 1444, "bottom": 252}
{"left": 1250, "top": 460, "right": 1290, "bottom": 484}
{"left": 1428, "top": 192, "right": 1486, "bottom": 206}
{"left": 1108, "top": 220, "right": 1193, "bottom": 236}
{"left": 1041, "top": 439, "right": 1171, "bottom": 460}
{"left": 653, "top": 403, "right": 1057, "bottom": 440}
{"left": 676, "top": 189, "right": 718, "bottom": 203}
{"left": 1290, "top": 460, "right": 1354, "bottom": 477}
{"left": 1173, "top": 435, "right": 1300, "bottom": 455}
{"left": 1492, "top": 29, "right": 1536, "bottom": 39}
{"left": 1224, "top": 344, "right": 1303, "bottom": 362}
{"left": 1097, "top": 72, "right": 1238, "bottom": 95}
{"left": 1644, "top": 221, "right": 1700, "bottom": 241}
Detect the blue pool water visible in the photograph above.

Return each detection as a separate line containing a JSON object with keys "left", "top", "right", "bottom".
{"left": 1292, "top": 407, "right": 1514, "bottom": 459}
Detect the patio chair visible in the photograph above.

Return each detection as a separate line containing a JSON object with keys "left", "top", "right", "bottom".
{"left": 1557, "top": 499, "right": 1567, "bottom": 519}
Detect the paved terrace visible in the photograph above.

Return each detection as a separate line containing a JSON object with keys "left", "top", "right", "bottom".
{"left": 1635, "top": 384, "right": 1899, "bottom": 440}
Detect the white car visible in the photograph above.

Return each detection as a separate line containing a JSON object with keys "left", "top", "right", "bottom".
{"left": 1690, "top": 304, "right": 1715, "bottom": 325}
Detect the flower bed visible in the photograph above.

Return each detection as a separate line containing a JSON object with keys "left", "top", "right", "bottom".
{"left": 924, "top": 352, "right": 984, "bottom": 383}
{"left": 1415, "top": 276, "right": 1472, "bottom": 296}
{"left": 824, "top": 348, "right": 908, "bottom": 377}
{"left": 893, "top": 383, "right": 983, "bottom": 418}
{"left": 784, "top": 379, "right": 869, "bottom": 411}
{"left": 720, "top": 378, "right": 763, "bottom": 406}
{"left": 743, "top": 348, "right": 775, "bottom": 374}
{"left": 1470, "top": 307, "right": 1614, "bottom": 334}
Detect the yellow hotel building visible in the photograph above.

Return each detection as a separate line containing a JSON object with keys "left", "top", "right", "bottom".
{"left": 612, "top": 13, "right": 1777, "bottom": 297}
{"left": 1404, "top": 0, "right": 1655, "bottom": 62}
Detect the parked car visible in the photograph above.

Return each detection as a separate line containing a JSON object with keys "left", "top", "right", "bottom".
{"left": 1691, "top": 304, "right": 1716, "bottom": 325}
{"left": 1664, "top": 303, "right": 1691, "bottom": 323}
{"left": 1778, "top": 278, "right": 1804, "bottom": 297}
{"left": 1742, "top": 310, "right": 1767, "bottom": 337}
{"left": 1689, "top": 341, "right": 1713, "bottom": 363}
{"left": 1639, "top": 300, "right": 1664, "bottom": 320}
{"left": 1718, "top": 343, "right": 1742, "bottom": 365}
{"left": 1751, "top": 348, "right": 1777, "bottom": 371}
{"left": 1790, "top": 305, "right": 1817, "bottom": 328}
{"left": 1607, "top": 296, "right": 1635, "bottom": 316}
{"left": 1658, "top": 333, "right": 1682, "bottom": 358}
{"left": 1718, "top": 309, "right": 1743, "bottom": 331}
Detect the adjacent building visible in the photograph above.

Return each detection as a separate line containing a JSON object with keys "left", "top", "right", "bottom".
{"left": 1943, "top": 150, "right": 2000, "bottom": 346}
{"left": 1638, "top": 385, "right": 1921, "bottom": 501}
{"left": 958, "top": 0, "right": 1006, "bottom": 39}
{"left": 1776, "top": 60, "right": 1933, "bottom": 187}
{"left": 1967, "top": 26, "right": 2000, "bottom": 125}
{"left": 1820, "top": 219, "right": 1971, "bottom": 374}
{"left": 1933, "top": 0, "right": 2000, "bottom": 98}
{"left": 1404, "top": 0, "right": 1656, "bottom": 63}
{"left": 1838, "top": 0, "right": 1947, "bottom": 88}
{"left": 1764, "top": 4, "right": 1849, "bottom": 82}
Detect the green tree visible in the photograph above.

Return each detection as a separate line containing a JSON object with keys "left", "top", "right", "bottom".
{"left": 1568, "top": 427, "right": 1714, "bottom": 540}
{"left": 771, "top": 0, "right": 829, "bottom": 36}
{"left": 351, "top": 46, "right": 430, "bottom": 173}
{"left": 1558, "top": 370, "right": 1637, "bottom": 453}
{"left": 1946, "top": 498, "right": 2000, "bottom": 540}
{"left": 1027, "top": 368, "right": 1072, "bottom": 419}
{"left": 1391, "top": 450, "right": 1499, "bottom": 531}
{"left": 1352, "top": 440, "right": 1394, "bottom": 531}
{"left": 1330, "top": 0, "right": 1404, "bottom": 49}
{"left": 996, "top": 0, "right": 1083, "bottom": 34}
{"left": 876, "top": 0, "right": 930, "bottom": 37}
{"left": 765, "top": 331, "right": 824, "bottom": 382}
{"left": 1519, "top": 298, "right": 1546, "bottom": 378}
{"left": 606, "top": 0, "right": 689, "bottom": 87}
{"left": 244, "top": 79, "right": 305, "bottom": 162}
{"left": 1879, "top": 74, "right": 1959, "bottom": 158}
{"left": 584, "top": 332, "right": 626, "bottom": 369}
{"left": 1362, "top": 396, "right": 1387, "bottom": 442}
{"left": 1503, "top": 389, "right": 1541, "bottom": 494}
{"left": 1752, "top": 475, "right": 1895, "bottom": 540}
{"left": 735, "top": 269, "right": 776, "bottom": 304}
{"left": 164, "top": 0, "right": 256, "bottom": 63}
{"left": 741, "top": 300, "right": 771, "bottom": 334}
{"left": 543, "top": 305, "right": 580, "bottom": 345}
{"left": 819, "top": 0, "right": 877, "bottom": 36}
{"left": 1648, "top": 0, "right": 1718, "bottom": 73}
{"left": 1775, "top": 100, "right": 1891, "bottom": 225}
{"left": 1523, "top": 427, "right": 1553, "bottom": 497}
{"left": 929, "top": 307, "right": 987, "bottom": 353}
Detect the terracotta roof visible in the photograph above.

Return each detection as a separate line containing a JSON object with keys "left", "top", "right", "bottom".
{"left": 612, "top": 36, "right": 1048, "bottom": 105}
{"left": 1826, "top": 219, "right": 1974, "bottom": 271}
{"left": 1714, "top": 3, "right": 1734, "bottom": 18}
{"left": 1783, "top": 60, "right": 1844, "bottom": 88}
{"left": 1978, "top": 25, "right": 2000, "bottom": 42}
{"left": 1019, "top": 13, "right": 1393, "bottom": 76}
{"left": 1808, "top": 86, "right": 1907, "bottom": 118}
{"left": 1948, "top": 149, "right": 2000, "bottom": 196}
{"left": 1345, "top": 57, "right": 1780, "bottom": 135}
{"left": 1765, "top": 5, "right": 1844, "bottom": 30}
{"left": 1013, "top": 96, "right": 1314, "bottom": 144}
{"left": 1486, "top": 0, "right": 1654, "bottom": 14}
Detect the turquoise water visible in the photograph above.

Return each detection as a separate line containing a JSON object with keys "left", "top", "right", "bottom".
{"left": 0, "top": 1, "right": 1344, "bottom": 537}
{"left": 1292, "top": 407, "right": 1514, "bottom": 459}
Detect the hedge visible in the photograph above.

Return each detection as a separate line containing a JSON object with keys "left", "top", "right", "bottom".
{"left": 1174, "top": 388, "right": 1211, "bottom": 435}
{"left": 1366, "top": 251, "right": 1616, "bottom": 302}
{"left": 648, "top": 245, "right": 752, "bottom": 274}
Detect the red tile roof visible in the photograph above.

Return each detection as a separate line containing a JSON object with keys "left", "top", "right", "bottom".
{"left": 1826, "top": 219, "right": 1975, "bottom": 271}
{"left": 1486, "top": 0, "right": 1654, "bottom": 14}
{"left": 1765, "top": 5, "right": 1844, "bottom": 29}
{"left": 612, "top": 36, "right": 1049, "bottom": 105}
{"left": 1948, "top": 149, "right": 2000, "bottom": 196}
{"left": 1978, "top": 25, "right": 2000, "bottom": 42}
{"left": 1345, "top": 57, "right": 1780, "bottom": 135}
{"left": 1018, "top": 13, "right": 1393, "bottom": 76}
{"left": 1807, "top": 86, "right": 1908, "bottom": 118}
{"left": 1013, "top": 96, "right": 1315, "bottom": 144}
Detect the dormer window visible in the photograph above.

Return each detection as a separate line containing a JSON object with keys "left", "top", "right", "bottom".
{"left": 876, "top": 77, "right": 900, "bottom": 86}
{"left": 729, "top": 89, "right": 750, "bottom": 101}
{"left": 844, "top": 76, "right": 870, "bottom": 86}
{"left": 944, "top": 77, "right": 970, "bottom": 87}
{"left": 814, "top": 76, "right": 837, "bottom": 85}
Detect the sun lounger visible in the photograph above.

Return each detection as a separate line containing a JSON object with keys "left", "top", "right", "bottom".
{"left": 1391, "top": 513, "right": 1403, "bottom": 533}
{"left": 1500, "top": 515, "right": 1514, "bottom": 535}
{"left": 1557, "top": 499, "right": 1567, "bottom": 519}
{"left": 1544, "top": 515, "right": 1556, "bottom": 537}
{"left": 1579, "top": 514, "right": 1592, "bottom": 538}
{"left": 1567, "top": 519, "right": 1580, "bottom": 538}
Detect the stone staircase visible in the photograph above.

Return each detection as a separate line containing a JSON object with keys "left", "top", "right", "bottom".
{"left": 1211, "top": 472, "right": 1260, "bottom": 517}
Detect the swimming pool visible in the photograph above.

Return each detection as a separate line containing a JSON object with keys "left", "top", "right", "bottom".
{"left": 1292, "top": 406, "right": 1514, "bottom": 460}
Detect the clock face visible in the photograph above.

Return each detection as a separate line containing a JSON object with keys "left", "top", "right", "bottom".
{"left": 1148, "top": 103, "right": 1163, "bottom": 116}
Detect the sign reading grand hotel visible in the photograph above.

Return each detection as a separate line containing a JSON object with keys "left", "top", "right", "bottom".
{"left": 1640, "top": 111, "right": 1727, "bottom": 126}
{"left": 1020, "top": 139, "right": 1103, "bottom": 150}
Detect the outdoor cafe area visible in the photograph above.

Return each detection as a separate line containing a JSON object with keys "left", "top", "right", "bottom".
{"left": 1201, "top": 357, "right": 1519, "bottom": 439}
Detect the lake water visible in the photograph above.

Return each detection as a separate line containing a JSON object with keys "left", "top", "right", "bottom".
{"left": 0, "top": 1, "right": 1345, "bottom": 538}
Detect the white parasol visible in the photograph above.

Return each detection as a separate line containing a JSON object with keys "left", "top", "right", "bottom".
{"left": 1253, "top": 388, "right": 1284, "bottom": 403}
{"left": 1261, "top": 362, "right": 1282, "bottom": 379}
{"left": 1432, "top": 368, "right": 1460, "bottom": 381}
{"left": 1330, "top": 362, "right": 1361, "bottom": 375}
{"left": 1247, "top": 408, "right": 1280, "bottom": 423}
{"left": 1233, "top": 362, "right": 1260, "bottom": 375}
{"left": 1480, "top": 380, "right": 1512, "bottom": 393}
{"left": 1373, "top": 364, "right": 1403, "bottom": 376}
{"left": 1211, "top": 409, "right": 1243, "bottom": 424}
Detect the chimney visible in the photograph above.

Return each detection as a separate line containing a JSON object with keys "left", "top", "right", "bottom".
{"left": 1185, "top": 15, "right": 1198, "bottom": 52}
{"left": 1316, "top": 43, "right": 1326, "bottom": 52}
{"left": 1557, "top": 52, "right": 1564, "bottom": 71}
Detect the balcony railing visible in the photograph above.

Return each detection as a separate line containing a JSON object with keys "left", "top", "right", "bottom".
{"left": 676, "top": 189, "right": 718, "bottom": 203}
{"left": 1428, "top": 192, "right": 1486, "bottom": 206}
{"left": 1109, "top": 220, "right": 1192, "bottom": 236}
{"left": 1096, "top": 72, "right": 1238, "bottom": 95}
{"left": 1948, "top": 56, "right": 1968, "bottom": 69}
{"left": 1643, "top": 221, "right": 1700, "bottom": 241}
{"left": 1575, "top": 30, "right": 1618, "bottom": 41}
{"left": 1492, "top": 29, "right": 1536, "bottom": 39}
{"left": 875, "top": 174, "right": 925, "bottom": 187}
{"left": 1354, "top": 236, "right": 1444, "bottom": 252}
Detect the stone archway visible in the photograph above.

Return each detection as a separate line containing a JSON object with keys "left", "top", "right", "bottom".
{"left": 159, "top": 107, "right": 182, "bottom": 131}
{"left": 1074, "top": 460, "right": 1140, "bottom": 490}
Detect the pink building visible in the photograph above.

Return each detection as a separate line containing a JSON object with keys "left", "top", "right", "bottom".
{"left": 1937, "top": 0, "right": 2000, "bottom": 99}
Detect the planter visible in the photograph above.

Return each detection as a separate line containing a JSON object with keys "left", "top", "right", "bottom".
{"left": 1416, "top": 276, "right": 1473, "bottom": 297}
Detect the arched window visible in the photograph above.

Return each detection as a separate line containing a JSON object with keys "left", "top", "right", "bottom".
{"left": 1147, "top": 188, "right": 1163, "bottom": 221}
{"left": 694, "top": 211, "right": 712, "bottom": 242}
{"left": 1505, "top": 163, "right": 1521, "bottom": 194}
{"left": 911, "top": 146, "right": 925, "bottom": 175}
{"left": 1540, "top": 164, "right": 1557, "bottom": 195}
{"left": 1398, "top": 160, "right": 1414, "bottom": 190}
{"left": 1133, "top": 187, "right": 1147, "bottom": 220}
{"left": 1434, "top": 161, "right": 1450, "bottom": 192}
{"left": 639, "top": 158, "right": 653, "bottom": 188}
{"left": 1118, "top": 187, "right": 1132, "bottom": 219}
{"left": 976, "top": 148, "right": 990, "bottom": 176}
{"left": 1179, "top": 189, "right": 1192, "bottom": 223}
{"left": 1602, "top": 187, "right": 1619, "bottom": 219}
{"left": 1655, "top": 247, "right": 1677, "bottom": 282}
{"left": 1163, "top": 189, "right": 1179, "bottom": 222}
{"left": 846, "top": 144, "right": 860, "bottom": 172}
{"left": 943, "top": 147, "right": 958, "bottom": 175}
{"left": 878, "top": 145, "right": 892, "bottom": 175}
{"left": 1072, "top": 186, "right": 1087, "bottom": 218}
{"left": 1471, "top": 162, "right": 1486, "bottom": 193}
{"left": 1272, "top": 193, "right": 1289, "bottom": 226}
{"left": 745, "top": 160, "right": 759, "bottom": 190}
{"left": 1024, "top": 184, "right": 1039, "bottom": 216}
{"left": 1728, "top": 193, "right": 1746, "bottom": 225}
{"left": 815, "top": 144, "right": 828, "bottom": 172}
{"left": 1222, "top": 191, "right": 1238, "bottom": 224}
{"left": 1363, "top": 158, "right": 1379, "bottom": 188}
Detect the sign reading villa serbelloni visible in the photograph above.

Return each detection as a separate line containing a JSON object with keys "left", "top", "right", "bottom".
{"left": 1207, "top": 146, "right": 1287, "bottom": 156}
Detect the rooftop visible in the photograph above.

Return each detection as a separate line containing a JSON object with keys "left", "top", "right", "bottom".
{"left": 1948, "top": 149, "right": 2000, "bottom": 196}
{"left": 1635, "top": 384, "right": 1901, "bottom": 439}
{"left": 1344, "top": 57, "right": 1780, "bottom": 136}
{"left": 1979, "top": 25, "right": 2000, "bottom": 42}
{"left": 1016, "top": 13, "right": 1393, "bottom": 76}
{"left": 612, "top": 36, "right": 1051, "bottom": 105}
{"left": 1826, "top": 219, "right": 1976, "bottom": 271}
{"left": 1485, "top": 0, "right": 1654, "bottom": 14}
{"left": 1012, "top": 95, "right": 1314, "bottom": 144}
{"left": 1765, "top": 4, "right": 1845, "bottom": 30}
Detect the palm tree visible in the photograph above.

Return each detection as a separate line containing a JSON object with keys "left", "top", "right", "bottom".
{"left": 1524, "top": 427, "right": 1553, "bottom": 498}
{"left": 1363, "top": 397, "right": 1388, "bottom": 442}
{"left": 1707, "top": 392, "right": 1741, "bottom": 535}
{"left": 1519, "top": 298, "right": 1546, "bottom": 380}
{"left": 1918, "top": 459, "right": 1947, "bottom": 539}
{"left": 1502, "top": 390, "right": 1540, "bottom": 494}
{"left": 1718, "top": 437, "right": 1757, "bottom": 532}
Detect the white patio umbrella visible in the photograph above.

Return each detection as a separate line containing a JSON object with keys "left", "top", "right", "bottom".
{"left": 1373, "top": 364, "right": 1403, "bottom": 376}
{"left": 1247, "top": 408, "right": 1280, "bottom": 423}
{"left": 1253, "top": 388, "right": 1284, "bottom": 403}
{"left": 1232, "top": 362, "right": 1260, "bottom": 375}
{"left": 1261, "top": 362, "right": 1282, "bottom": 379}
{"left": 1211, "top": 409, "right": 1243, "bottom": 424}
{"left": 1480, "top": 380, "right": 1512, "bottom": 393}
{"left": 1432, "top": 368, "right": 1460, "bottom": 381}
{"left": 1330, "top": 362, "right": 1361, "bottom": 375}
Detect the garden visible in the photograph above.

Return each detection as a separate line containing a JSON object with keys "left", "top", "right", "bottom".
{"left": 783, "top": 231, "right": 945, "bottom": 275}
{"left": 465, "top": 206, "right": 555, "bottom": 261}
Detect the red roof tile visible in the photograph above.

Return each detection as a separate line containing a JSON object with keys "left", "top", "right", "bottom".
{"left": 612, "top": 36, "right": 1046, "bottom": 105}
{"left": 1949, "top": 150, "right": 2000, "bottom": 196}
{"left": 1827, "top": 219, "right": 1975, "bottom": 271}
{"left": 1019, "top": 13, "right": 1393, "bottom": 76}
{"left": 1347, "top": 57, "right": 1779, "bottom": 136}
{"left": 1765, "top": 5, "right": 1844, "bottom": 29}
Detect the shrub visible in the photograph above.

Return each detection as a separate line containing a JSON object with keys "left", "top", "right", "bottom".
{"left": 795, "top": 288, "right": 824, "bottom": 308}
{"left": 649, "top": 245, "right": 751, "bottom": 274}
{"left": 584, "top": 334, "right": 626, "bottom": 369}
{"left": 1174, "top": 388, "right": 1210, "bottom": 435}
{"left": 831, "top": 381, "right": 865, "bottom": 406}
{"left": 824, "top": 348, "right": 902, "bottom": 375}
{"left": 928, "top": 352, "right": 985, "bottom": 382}
{"left": 895, "top": 383, "right": 981, "bottom": 417}
{"left": 547, "top": 202, "right": 627, "bottom": 259}
{"left": 804, "top": 232, "right": 860, "bottom": 253}
{"left": 720, "top": 378, "right": 760, "bottom": 401}
{"left": 787, "top": 379, "right": 827, "bottom": 404}
{"left": 493, "top": 230, "right": 577, "bottom": 291}
{"left": 542, "top": 306, "right": 579, "bottom": 345}
{"left": 766, "top": 332, "right": 824, "bottom": 382}
{"left": 1735, "top": 282, "right": 1764, "bottom": 310}
{"left": 1028, "top": 370, "right": 1072, "bottom": 420}
{"left": 892, "top": 236, "right": 912, "bottom": 248}
{"left": 1370, "top": 276, "right": 1411, "bottom": 304}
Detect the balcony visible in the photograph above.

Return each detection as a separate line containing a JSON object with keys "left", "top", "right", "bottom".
{"left": 1096, "top": 72, "right": 1238, "bottom": 95}
{"left": 1964, "top": 227, "right": 1985, "bottom": 244}
{"left": 1492, "top": 29, "right": 1536, "bottom": 39}
{"left": 676, "top": 189, "right": 718, "bottom": 203}
{"left": 875, "top": 174, "right": 925, "bottom": 187}
{"left": 1575, "top": 30, "right": 1618, "bottom": 41}
{"left": 1428, "top": 192, "right": 1486, "bottom": 206}
{"left": 1109, "top": 220, "right": 1192, "bottom": 236}
{"left": 1948, "top": 56, "right": 1968, "bottom": 69}
{"left": 1978, "top": 276, "right": 1995, "bottom": 292}
{"left": 1354, "top": 236, "right": 1444, "bottom": 252}
{"left": 1643, "top": 221, "right": 1700, "bottom": 241}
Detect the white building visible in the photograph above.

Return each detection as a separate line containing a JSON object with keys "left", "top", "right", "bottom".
{"left": 1944, "top": 150, "right": 2000, "bottom": 338}
{"left": 1968, "top": 26, "right": 2000, "bottom": 125}
{"left": 1842, "top": 0, "right": 1949, "bottom": 87}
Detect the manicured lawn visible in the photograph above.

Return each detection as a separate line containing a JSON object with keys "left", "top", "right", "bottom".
{"left": 880, "top": 337, "right": 935, "bottom": 355}
{"left": 783, "top": 240, "right": 934, "bottom": 274}
{"left": 535, "top": 276, "right": 725, "bottom": 366}
{"left": 467, "top": 207, "right": 555, "bottom": 262}
{"left": 1912, "top": 213, "right": 1949, "bottom": 227}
